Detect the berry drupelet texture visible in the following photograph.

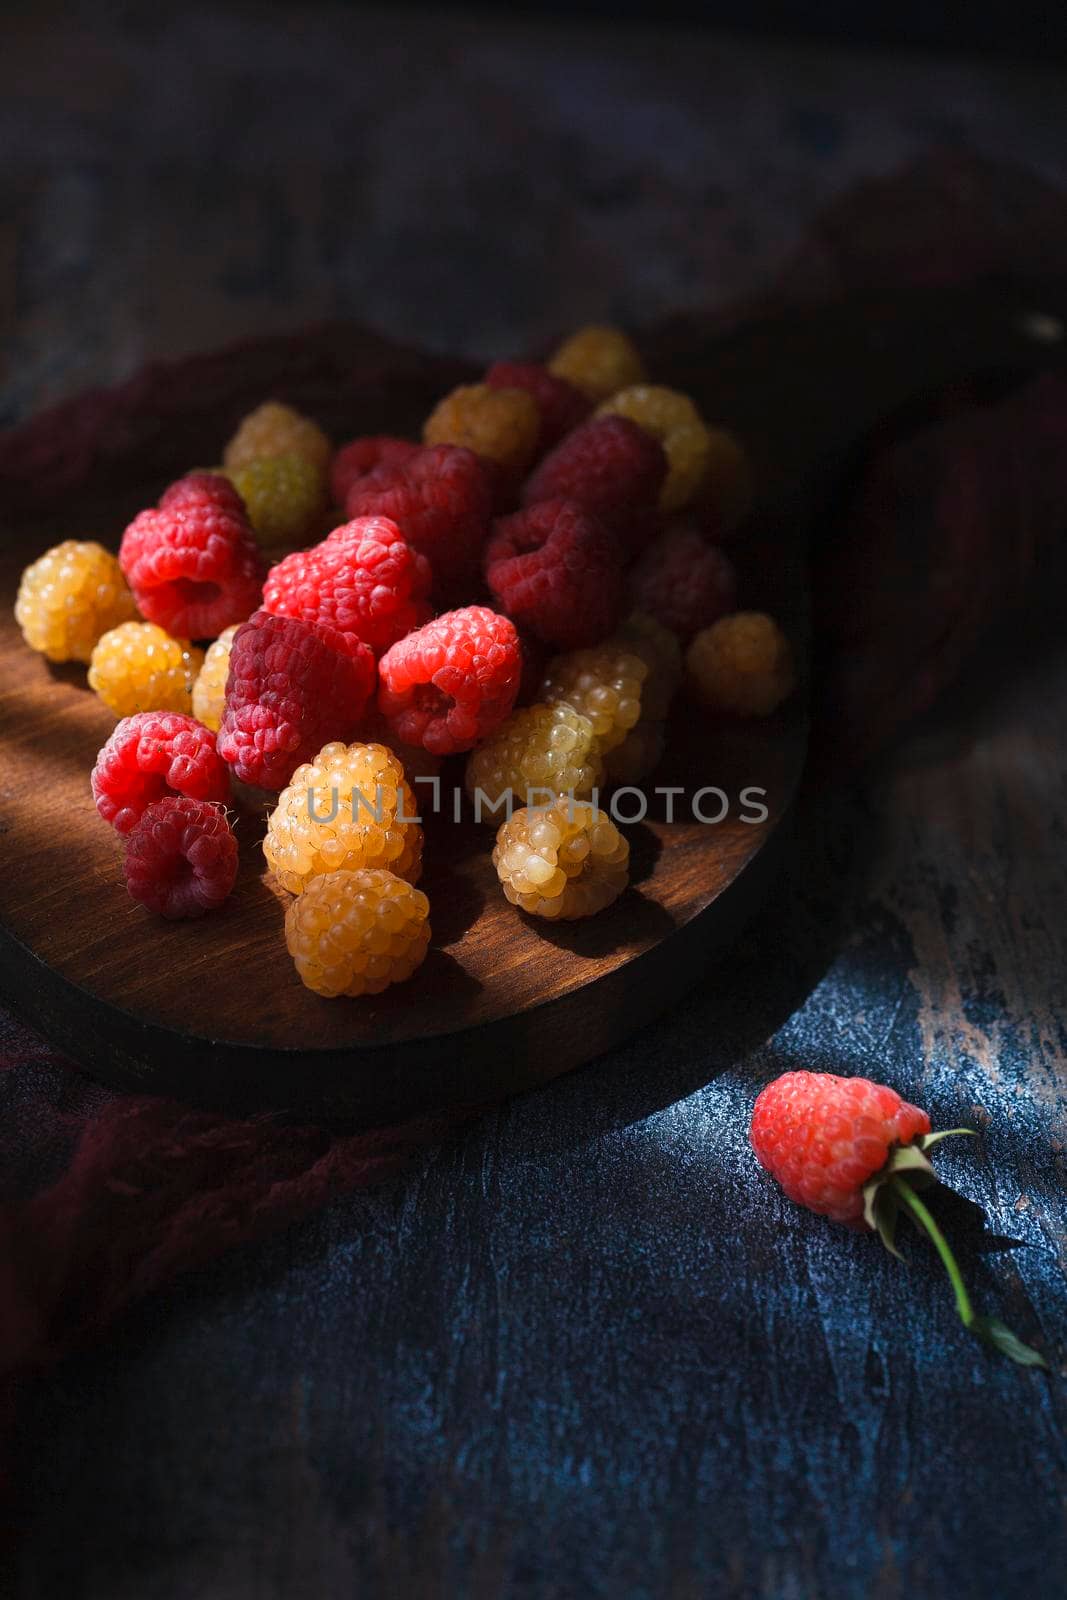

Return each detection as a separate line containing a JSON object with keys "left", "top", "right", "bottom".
{"left": 92, "top": 711, "right": 229, "bottom": 835}
{"left": 223, "top": 401, "right": 331, "bottom": 474}
{"left": 285, "top": 867, "right": 430, "bottom": 997}
{"left": 15, "top": 540, "right": 137, "bottom": 664}
{"left": 377, "top": 605, "right": 521, "bottom": 757}
{"left": 465, "top": 702, "right": 604, "bottom": 818}
{"left": 89, "top": 622, "right": 204, "bottom": 718}
{"left": 330, "top": 436, "right": 418, "bottom": 506}
{"left": 191, "top": 623, "right": 240, "bottom": 732}
{"left": 493, "top": 800, "right": 629, "bottom": 920}
{"left": 521, "top": 415, "right": 666, "bottom": 558}
{"left": 123, "top": 796, "right": 238, "bottom": 920}
{"left": 629, "top": 521, "right": 738, "bottom": 641}
{"left": 485, "top": 499, "right": 624, "bottom": 651}
{"left": 423, "top": 383, "right": 540, "bottom": 482}
{"left": 227, "top": 453, "right": 328, "bottom": 548}
{"left": 597, "top": 385, "right": 711, "bottom": 513}
{"left": 484, "top": 361, "right": 590, "bottom": 454}
{"left": 263, "top": 741, "right": 423, "bottom": 895}
{"left": 539, "top": 643, "right": 647, "bottom": 754}
{"left": 547, "top": 325, "right": 645, "bottom": 402}
{"left": 686, "top": 612, "right": 795, "bottom": 716}
{"left": 345, "top": 444, "right": 493, "bottom": 597}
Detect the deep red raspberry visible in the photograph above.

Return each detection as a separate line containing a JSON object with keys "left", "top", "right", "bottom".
{"left": 522, "top": 415, "right": 667, "bottom": 558}
{"left": 344, "top": 444, "right": 493, "bottom": 596}
{"left": 262, "top": 516, "right": 432, "bottom": 658}
{"left": 485, "top": 362, "right": 590, "bottom": 455}
{"left": 629, "top": 521, "right": 738, "bottom": 641}
{"left": 218, "top": 610, "right": 375, "bottom": 790}
{"left": 329, "top": 436, "right": 418, "bottom": 506}
{"left": 120, "top": 472, "right": 267, "bottom": 639}
{"left": 377, "top": 605, "right": 520, "bottom": 756}
{"left": 91, "top": 711, "right": 230, "bottom": 835}
{"left": 484, "top": 499, "right": 624, "bottom": 650}
{"left": 123, "top": 796, "right": 238, "bottom": 919}
{"left": 750, "top": 1071, "right": 931, "bottom": 1227}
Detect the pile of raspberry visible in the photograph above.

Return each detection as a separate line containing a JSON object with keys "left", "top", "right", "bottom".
{"left": 15, "top": 327, "right": 794, "bottom": 998}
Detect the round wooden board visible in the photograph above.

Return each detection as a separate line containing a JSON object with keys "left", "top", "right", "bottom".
{"left": 3, "top": 282, "right": 1059, "bottom": 1121}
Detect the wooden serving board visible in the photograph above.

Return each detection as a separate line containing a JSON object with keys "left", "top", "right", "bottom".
{"left": 1, "top": 282, "right": 1061, "bottom": 1121}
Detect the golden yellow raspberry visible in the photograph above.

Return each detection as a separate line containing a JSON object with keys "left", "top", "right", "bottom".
{"left": 703, "top": 428, "right": 754, "bottom": 534}
{"left": 686, "top": 612, "right": 795, "bottom": 716}
{"left": 285, "top": 868, "right": 430, "bottom": 997}
{"left": 614, "top": 612, "right": 682, "bottom": 721}
{"left": 597, "top": 385, "right": 710, "bottom": 513}
{"left": 423, "top": 383, "right": 540, "bottom": 478}
{"left": 15, "top": 540, "right": 137, "bottom": 664}
{"left": 223, "top": 401, "right": 331, "bottom": 474}
{"left": 539, "top": 644, "right": 647, "bottom": 754}
{"left": 88, "top": 622, "right": 203, "bottom": 717}
{"left": 191, "top": 623, "right": 240, "bottom": 732}
{"left": 263, "top": 741, "right": 423, "bottom": 895}
{"left": 227, "top": 453, "right": 327, "bottom": 548}
{"left": 603, "top": 720, "right": 666, "bottom": 786}
{"left": 465, "top": 703, "right": 604, "bottom": 821}
{"left": 547, "top": 325, "right": 645, "bottom": 402}
{"left": 493, "top": 800, "right": 629, "bottom": 920}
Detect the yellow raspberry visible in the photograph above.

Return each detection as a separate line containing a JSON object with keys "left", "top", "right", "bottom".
{"left": 227, "top": 453, "right": 327, "bottom": 548}
{"left": 597, "top": 385, "right": 710, "bottom": 513}
{"left": 493, "top": 800, "right": 629, "bottom": 920}
{"left": 613, "top": 612, "right": 682, "bottom": 722}
{"left": 423, "top": 383, "right": 540, "bottom": 477}
{"left": 88, "top": 622, "right": 203, "bottom": 717}
{"left": 539, "top": 644, "right": 647, "bottom": 754}
{"left": 285, "top": 868, "right": 430, "bottom": 997}
{"left": 15, "top": 540, "right": 137, "bottom": 664}
{"left": 191, "top": 623, "right": 240, "bottom": 732}
{"left": 223, "top": 401, "right": 331, "bottom": 474}
{"left": 547, "top": 325, "right": 645, "bottom": 402}
{"left": 603, "top": 720, "right": 666, "bottom": 786}
{"left": 465, "top": 703, "right": 604, "bottom": 821}
{"left": 263, "top": 741, "right": 423, "bottom": 895}
{"left": 686, "top": 612, "right": 795, "bottom": 716}
{"left": 702, "top": 428, "right": 754, "bottom": 534}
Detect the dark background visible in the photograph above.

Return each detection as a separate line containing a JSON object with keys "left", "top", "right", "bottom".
{"left": 3, "top": 3, "right": 1066, "bottom": 1597}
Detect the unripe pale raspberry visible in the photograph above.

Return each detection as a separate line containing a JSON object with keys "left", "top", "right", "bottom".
{"left": 493, "top": 800, "right": 629, "bottom": 920}
{"left": 263, "top": 741, "right": 423, "bottom": 895}
{"left": 89, "top": 622, "right": 204, "bottom": 718}
{"left": 686, "top": 613, "right": 795, "bottom": 716}
{"left": 597, "top": 385, "right": 711, "bottom": 513}
{"left": 227, "top": 453, "right": 328, "bottom": 548}
{"left": 285, "top": 868, "right": 430, "bottom": 997}
{"left": 223, "top": 401, "right": 331, "bottom": 473}
{"left": 539, "top": 644, "right": 647, "bottom": 754}
{"left": 465, "top": 703, "right": 604, "bottom": 820}
{"left": 423, "top": 383, "right": 540, "bottom": 481}
{"left": 16, "top": 540, "right": 137, "bottom": 663}
{"left": 547, "top": 325, "right": 645, "bottom": 402}
{"left": 191, "top": 624, "right": 241, "bottom": 732}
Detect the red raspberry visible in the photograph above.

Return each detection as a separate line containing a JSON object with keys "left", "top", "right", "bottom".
{"left": 522, "top": 415, "right": 667, "bottom": 558}
{"left": 751, "top": 1071, "right": 930, "bottom": 1227}
{"left": 629, "top": 521, "right": 738, "bottom": 641}
{"left": 377, "top": 605, "right": 520, "bottom": 756}
{"left": 329, "top": 436, "right": 418, "bottom": 506}
{"left": 91, "top": 711, "right": 230, "bottom": 835}
{"left": 218, "top": 610, "right": 375, "bottom": 790}
{"left": 485, "top": 499, "right": 624, "bottom": 650}
{"left": 485, "top": 362, "right": 590, "bottom": 454}
{"left": 120, "top": 472, "right": 266, "bottom": 640}
{"left": 123, "top": 796, "right": 238, "bottom": 919}
{"left": 344, "top": 444, "right": 493, "bottom": 596}
{"left": 262, "top": 516, "right": 432, "bottom": 658}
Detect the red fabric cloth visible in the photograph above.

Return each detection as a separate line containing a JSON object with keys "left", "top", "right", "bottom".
{"left": 0, "top": 150, "right": 1065, "bottom": 1420}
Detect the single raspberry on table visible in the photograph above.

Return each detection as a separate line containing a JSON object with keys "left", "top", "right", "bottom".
{"left": 423, "top": 382, "right": 540, "bottom": 483}
{"left": 629, "top": 521, "right": 738, "bottom": 641}
{"left": 464, "top": 702, "right": 604, "bottom": 818}
{"left": 218, "top": 610, "right": 375, "bottom": 791}
{"left": 547, "top": 325, "right": 645, "bottom": 402}
{"left": 89, "top": 622, "right": 204, "bottom": 718}
{"left": 329, "top": 436, "right": 418, "bottom": 506}
{"left": 749, "top": 1069, "right": 1046, "bottom": 1367}
{"left": 686, "top": 612, "right": 794, "bottom": 716}
{"left": 345, "top": 444, "right": 493, "bottom": 596}
{"left": 264, "top": 741, "right": 423, "bottom": 894}
{"left": 485, "top": 499, "right": 624, "bottom": 650}
{"left": 263, "top": 516, "right": 432, "bottom": 658}
{"left": 484, "top": 361, "right": 590, "bottom": 454}
{"left": 227, "top": 454, "right": 327, "bottom": 549}
{"left": 123, "top": 796, "right": 237, "bottom": 919}
{"left": 597, "top": 385, "right": 711, "bottom": 513}
{"left": 92, "top": 711, "right": 229, "bottom": 835}
{"left": 377, "top": 605, "right": 521, "bottom": 757}
{"left": 15, "top": 540, "right": 138, "bottom": 664}
{"left": 538, "top": 643, "right": 647, "bottom": 754}
{"left": 285, "top": 868, "right": 431, "bottom": 997}
{"left": 223, "top": 401, "right": 331, "bottom": 474}
{"left": 191, "top": 623, "right": 241, "bottom": 732}
{"left": 521, "top": 416, "right": 666, "bottom": 557}
{"left": 493, "top": 800, "right": 629, "bottom": 920}
{"left": 120, "top": 472, "right": 266, "bottom": 640}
